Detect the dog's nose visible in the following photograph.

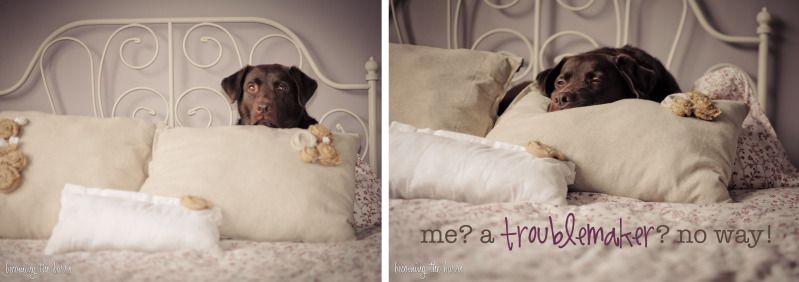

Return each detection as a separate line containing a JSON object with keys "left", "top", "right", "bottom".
{"left": 256, "top": 104, "right": 269, "bottom": 113}
{"left": 556, "top": 92, "right": 577, "bottom": 106}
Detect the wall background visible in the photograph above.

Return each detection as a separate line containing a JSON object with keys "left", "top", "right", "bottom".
{"left": 390, "top": 0, "right": 799, "bottom": 167}
{"left": 0, "top": 0, "right": 382, "bottom": 170}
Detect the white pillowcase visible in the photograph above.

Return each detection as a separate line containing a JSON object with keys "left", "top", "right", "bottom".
{"left": 45, "top": 184, "right": 222, "bottom": 255}
{"left": 389, "top": 122, "right": 574, "bottom": 205}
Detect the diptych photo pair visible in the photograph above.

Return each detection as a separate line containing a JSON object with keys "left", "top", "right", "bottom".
{"left": 1, "top": 0, "right": 799, "bottom": 281}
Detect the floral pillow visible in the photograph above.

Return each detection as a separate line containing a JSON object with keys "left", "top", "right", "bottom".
{"left": 352, "top": 157, "right": 381, "bottom": 235}
{"left": 694, "top": 66, "right": 799, "bottom": 189}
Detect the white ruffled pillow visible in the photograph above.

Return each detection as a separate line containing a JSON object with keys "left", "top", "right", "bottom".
{"left": 389, "top": 122, "right": 574, "bottom": 205}
{"left": 45, "top": 184, "right": 222, "bottom": 255}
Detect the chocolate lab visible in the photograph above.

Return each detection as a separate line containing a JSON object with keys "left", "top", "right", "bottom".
{"left": 499, "top": 45, "right": 681, "bottom": 114}
{"left": 222, "top": 64, "right": 318, "bottom": 128}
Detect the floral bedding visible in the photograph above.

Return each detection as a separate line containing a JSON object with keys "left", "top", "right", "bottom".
{"left": 0, "top": 227, "right": 380, "bottom": 281}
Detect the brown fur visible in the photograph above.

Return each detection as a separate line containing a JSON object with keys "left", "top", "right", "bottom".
{"left": 498, "top": 45, "right": 681, "bottom": 114}
{"left": 221, "top": 64, "right": 318, "bottom": 128}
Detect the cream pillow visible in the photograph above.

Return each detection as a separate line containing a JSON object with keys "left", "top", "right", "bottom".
{"left": 496, "top": 82, "right": 550, "bottom": 119}
{"left": 46, "top": 184, "right": 222, "bottom": 255}
{"left": 0, "top": 111, "right": 156, "bottom": 239}
{"left": 389, "top": 43, "right": 522, "bottom": 136}
{"left": 390, "top": 122, "right": 573, "bottom": 205}
{"left": 138, "top": 126, "right": 358, "bottom": 242}
{"left": 487, "top": 92, "right": 748, "bottom": 203}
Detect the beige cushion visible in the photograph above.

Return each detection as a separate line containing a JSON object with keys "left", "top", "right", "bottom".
{"left": 139, "top": 126, "right": 358, "bottom": 242}
{"left": 497, "top": 82, "right": 550, "bottom": 118}
{"left": 389, "top": 43, "right": 521, "bottom": 136}
{"left": 0, "top": 111, "right": 156, "bottom": 239}
{"left": 486, "top": 91, "right": 748, "bottom": 203}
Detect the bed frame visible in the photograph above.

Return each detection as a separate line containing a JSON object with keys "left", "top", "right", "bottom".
{"left": 0, "top": 17, "right": 379, "bottom": 171}
{"left": 391, "top": 0, "right": 771, "bottom": 112}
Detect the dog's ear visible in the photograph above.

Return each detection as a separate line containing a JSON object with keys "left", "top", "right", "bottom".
{"left": 613, "top": 54, "right": 656, "bottom": 99}
{"left": 536, "top": 58, "right": 567, "bottom": 97}
{"left": 221, "top": 65, "right": 253, "bottom": 104}
{"left": 289, "top": 66, "right": 318, "bottom": 106}
{"left": 534, "top": 68, "right": 552, "bottom": 94}
{"left": 497, "top": 81, "right": 533, "bottom": 116}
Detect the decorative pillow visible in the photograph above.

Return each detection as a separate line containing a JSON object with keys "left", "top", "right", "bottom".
{"left": 390, "top": 122, "right": 573, "bottom": 205}
{"left": 496, "top": 82, "right": 550, "bottom": 120}
{"left": 45, "top": 184, "right": 222, "bottom": 255}
{"left": 352, "top": 157, "right": 381, "bottom": 234}
{"left": 487, "top": 93, "right": 748, "bottom": 203}
{"left": 0, "top": 111, "right": 156, "bottom": 239}
{"left": 694, "top": 66, "right": 799, "bottom": 189}
{"left": 389, "top": 43, "right": 522, "bottom": 136}
{"left": 139, "top": 126, "right": 358, "bottom": 242}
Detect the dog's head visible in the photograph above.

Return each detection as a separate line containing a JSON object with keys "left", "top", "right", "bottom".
{"left": 222, "top": 64, "right": 318, "bottom": 128}
{"left": 537, "top": 53, "right": 656, "bottom": 112}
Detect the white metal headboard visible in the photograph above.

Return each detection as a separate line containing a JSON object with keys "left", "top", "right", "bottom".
{"left": 391, "top": 0, "right": 771, "bottom": 113}
{"left": 0, "top": 17, "right": 379, "bottom": 170}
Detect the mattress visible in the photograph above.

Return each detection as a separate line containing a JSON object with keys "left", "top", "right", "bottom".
{"left": 0, "top": 227, "right": 381, "bottom": 281}
{"left": 390, "top": 188, "right": 799, "bottom": 281}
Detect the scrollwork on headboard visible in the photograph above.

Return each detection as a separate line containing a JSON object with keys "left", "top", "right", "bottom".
{"left": 391, "top": 0, "right": 771, "bottom": 114}
{"left": 0, "top": 17, "right": 379, "bottom": 170}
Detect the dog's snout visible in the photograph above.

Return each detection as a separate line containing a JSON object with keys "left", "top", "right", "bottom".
{"left": 254, "top": 100, "right": 273, "bottom": 113}
{"left": 556, "top": 92, "right": 577, "bottom": 106}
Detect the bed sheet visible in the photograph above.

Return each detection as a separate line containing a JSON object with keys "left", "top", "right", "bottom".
{"left": 0, "top": 227, "right": 380, "bottom": 281}
{"left": 390, "top": 188, "right": 799, "bottom": 281}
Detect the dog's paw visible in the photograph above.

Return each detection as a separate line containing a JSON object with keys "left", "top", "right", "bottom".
{"left": 525, "top": 140, "right": 567, "bottom": 161}
{"left": 180, "top": 195, "right": 213, "bottom": 210}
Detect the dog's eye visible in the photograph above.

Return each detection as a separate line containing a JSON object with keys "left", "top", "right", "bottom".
{"left": 275, "top": 83, "right": 289, "bottom": 94}
{"left": 555, "top": 79, "right": 566, "bottom": 87}
{"left": 246, "top": 84, "right": 258, "bottom": 93}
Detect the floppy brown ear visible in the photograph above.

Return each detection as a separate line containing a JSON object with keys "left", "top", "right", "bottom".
{"left": 536, "top": 58, "right": 567, "bottom": 97}
{"left": 497, "top": 81, "right": 533, "bottom": 116}
{"left": 534, "top": 69, "right": 552, "bottom": 95}
{"left": 289, "top": 66, "right": 318, "bottom": 106}
{"left": 221, "top": 65, "right": 253, "bottom": 104}
{"left": 614, "top": 54, "right": 656, "bottom": 99}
